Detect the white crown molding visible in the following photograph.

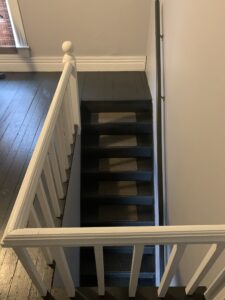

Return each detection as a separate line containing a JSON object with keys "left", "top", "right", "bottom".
{"left": 0, "top": 55, "right": 146, "bottom": 72}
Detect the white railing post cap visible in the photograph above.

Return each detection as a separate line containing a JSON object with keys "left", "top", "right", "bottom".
{"left": 62, "top": 41, "right": 73, "bottom": 54}
{"left": 62, "top": 41, "right": 75, "bottom": 64}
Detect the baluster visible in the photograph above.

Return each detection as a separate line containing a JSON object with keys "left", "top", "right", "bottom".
{"left": 48, "top": 143, "right": 65, "bottom": 199}
{"left": 36, "top": 179, "right": 56, "bottom": 228}
{"left": 56, "top": 116, "right": 70, "bottom": 166}
{"left": 94, "top": 245, "right": 105, "bottom": 296}
{"left": 158, "top": 244, "right": 186, "bottom": 298}
{"left": 69, "top": 71, "right": 81, "bottom": 134}
{"left": 66, "top": 84, "right": 76, "bottom": 134}
{"left": 129, "top": 245, "right": 144, "bottom": 297}
{"left": 55, "top": 124, "right": 68, "bottom": 180}
{"left": 59, "top": 110, "right": 71, "bottom": 156}
{"left": 62, "top": 87, "right": 74, "bottom": 144}
{"left": 51, "top": 247, "right": 75, "bottom": 298}
{"left": 29, "top": 206, "right": 53, "bottom": 265}
{"left": 205, "top": 268, "right": 225, "bottom": 300}
{"left": 14, "top": 247, "right": 48, "bottom": 297}
{"left": 43, "top": 156, "right": 61, "bottom": 218}
{"left": 186, "top": 244, "right": 224, "bottom": 295}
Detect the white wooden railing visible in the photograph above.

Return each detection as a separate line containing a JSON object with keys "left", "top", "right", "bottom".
{"left": 1, "top": 41, "right": 225, "bottom": 300}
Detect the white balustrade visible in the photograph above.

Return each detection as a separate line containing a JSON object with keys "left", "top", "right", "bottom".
{"left": 205, "top": 268, "right": 225, "bottom": 300}
{"left": 94, "top": 245, "right": 105, "bottom": 296}
{"left": 1, "top": 41, "right": 80, "bottom": 298}
{"left": 158, "top": 244, "right": 186, "bottom": 297}
{"left": 29, "top": 206, "right": 53, "bottom": 265}
{"left": 186, "top": 244, "right": 224, "bottom": 296}
{"left": 48, "top": 143, "right": 65, "bottom": 199}
{"left": 51, "top": 247, "right": 75, "bottom": 298}
{"left": 43, "top": 155, "right": 61, "bottom": 218}
{"left": 2, "top": 40, "right": 225, "bottom": 300}
{"left": 129, "top": 245, "right": 144, "bottom": 297}
{"left": 62, "top": 87, "right": 74, "bottom": 145}
{"left": 59, "top": 110, "right": 71, "bottom": 156}
{"left": 36, "top": 179, "right": 56, "bottom": 228}
{"left": 55, "top": 122, "right": 69, "bottom": 175}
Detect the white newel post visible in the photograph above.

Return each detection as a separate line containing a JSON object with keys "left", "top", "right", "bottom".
{"left": 62, "top": 41, "right": 81, "bottom": 134}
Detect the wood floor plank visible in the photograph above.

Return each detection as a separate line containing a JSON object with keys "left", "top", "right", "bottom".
{"left": 0, "top": 249, "right": 18, "bottom": 300}
{"left": 0, "top": 74, "right": 42, "bottom": 147}
{"left": 0, "top": 73, "right": 59, "bottom": 231}
{"left": 0, "top": 74, "right": 22, "bottom": 121}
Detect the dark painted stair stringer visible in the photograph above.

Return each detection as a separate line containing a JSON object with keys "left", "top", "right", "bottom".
{"left": 80, "top": 99, "right": 155, "bottom": 287}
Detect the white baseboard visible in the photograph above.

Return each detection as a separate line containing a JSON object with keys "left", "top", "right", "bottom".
{"left": 0, "top": 55, "right": 146, "bottom": 72}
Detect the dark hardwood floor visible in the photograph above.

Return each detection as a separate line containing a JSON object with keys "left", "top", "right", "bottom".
{"left": 78, "top": 72, "right": 151, "bottom": 101}
{"left": 0, "top": 72, "right": 60, "bottom": 237}
{"left": 0, "top": 72, "right": 60, "bottom": 300}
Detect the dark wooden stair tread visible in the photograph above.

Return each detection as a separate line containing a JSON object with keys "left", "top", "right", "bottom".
{"left": 80, "top": 97, "right": 155, "bottom": 287}
{"left": 81, "top": 205, "right": 154, "bottom": 227}
{"left": 82, "top": 134, "right": 152, "bottom": 147}
{"left": 81, "top": 99, "right": 152, "bottom": 113}
{"left": 80, "top": 248, "right": 155, "bottom": 286}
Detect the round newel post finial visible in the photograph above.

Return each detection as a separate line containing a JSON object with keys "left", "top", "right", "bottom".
{"left": 62, "top": 41, "right": 75, "bottom": 65}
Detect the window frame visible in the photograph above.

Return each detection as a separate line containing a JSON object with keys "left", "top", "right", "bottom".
{"left": 6, "top": 0, "right": 29, "bottom": 56}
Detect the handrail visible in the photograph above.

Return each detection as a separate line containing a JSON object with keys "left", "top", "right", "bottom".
{"left": 155, "top": 0, "right": 164, "bottom": 226}
{"left": 155, "top": 0, "right": 165, "bottom": 280}
{"left": 3, "top": 225, "right": 225, "bottom": 247}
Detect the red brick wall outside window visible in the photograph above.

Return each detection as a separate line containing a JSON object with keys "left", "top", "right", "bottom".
{"left": 0, "top": 0, "right": 15, "bottom": 47}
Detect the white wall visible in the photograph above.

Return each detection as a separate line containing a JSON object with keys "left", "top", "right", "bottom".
{"left": 18, "top": 0, "right": 150, "bottom": 57}
{"left": 160, "top": 0, "right": 225, "bottom": 288}
{"left": 146, "top": 0, "right": 156, "bottom": 102}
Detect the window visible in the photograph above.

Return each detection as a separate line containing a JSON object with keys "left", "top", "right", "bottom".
{"left": 0, "top": 0, "right": 15, "bottom": 47}
{"left": 0, "top": 0, "right": 29, "bottom": 56}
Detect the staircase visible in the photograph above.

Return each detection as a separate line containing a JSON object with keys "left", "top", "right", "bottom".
{"left": 80, "top": 99, "right": 155, "bottom": 286}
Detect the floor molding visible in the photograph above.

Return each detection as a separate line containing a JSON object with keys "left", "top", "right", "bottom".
{"left": 0, "top": 55, "right": 146, "bottom": 72}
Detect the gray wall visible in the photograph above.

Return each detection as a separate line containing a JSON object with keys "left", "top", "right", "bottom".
{"left": 18, "top": 0, "right": 150, "bottom": 57}
{"left": 146, "top": 0, "right": 225, "bottom": 289}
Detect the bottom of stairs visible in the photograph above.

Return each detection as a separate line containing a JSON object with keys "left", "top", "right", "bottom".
{"left": 44, "top": 287, "right": 206, "bottom": 300}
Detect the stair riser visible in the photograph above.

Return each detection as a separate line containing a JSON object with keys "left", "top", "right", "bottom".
{"left": 103, "top": 246, "right": 155, "bottom": 255}
{"left": 83, "top": 196, "right": 154, "bottom": 206}
{"left": 81, "top": 101, "right": 152, "bottom": 113}
{"left": 83, "top": 147, "right": 153, "bottom": 158}
{"left": 83, "top": 172, "right": 153, "bottom": 182}
{"left": 82, "top": 221, "right": 155, "bottom": 227}
{"left": 83, "top": 123, "right": 152, "bottom": 135}
{"left": 80, "top": 276, "right": 155, "bottom": 287}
